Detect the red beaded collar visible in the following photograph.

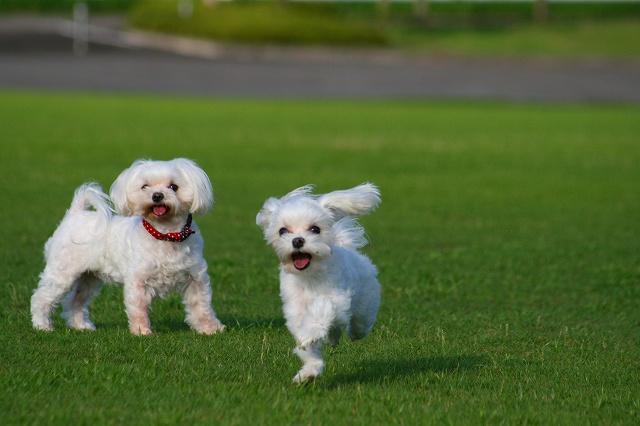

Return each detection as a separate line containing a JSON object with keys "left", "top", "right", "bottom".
{"left": 142, "top": 214, "right": 195, "bottom": 242}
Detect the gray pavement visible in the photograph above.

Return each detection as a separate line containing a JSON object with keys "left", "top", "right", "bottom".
{"left": 1, "top": 15, "right": 639, "bottom": 101}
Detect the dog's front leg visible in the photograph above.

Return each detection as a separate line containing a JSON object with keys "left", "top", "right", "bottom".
{"left": 297, "top": 296, "right": 349, "bottom": 349}
{"left": 296, "top": 299, "right": 334, "bottom": 349}
{"left": 292, "top": 342, "right": 324, "bottom": 384}
{"left": 182, "top": 275, "right": 225, "bottom": 335}
{"left": 124, "top": 279, "right": 153, "bottom": 335}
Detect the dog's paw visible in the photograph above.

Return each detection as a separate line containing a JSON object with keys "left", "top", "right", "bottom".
{"left": 73, "top": 322, "right": 96, "bottom": 331}
{"left": 291, "top": 347, "right": 324, "bottom": 385}
{"left": 32, "top": 322, "right": 54, "bottom": 332}
{"left": 292, "top": 371, "right": 316, "bottom": 385}
{"left": 292, "top": 361, "right": 324, "bottom": 385}
{"left": 297, "top": 326, "right": 329, "bottom": 349}
{"left": 32, "top": 314, "right": 54, "bottom": 331}
{"left": 297, "top": 336, "right": 320, "bottom": 350}
{"left": 131, "top": 326, "right": 153, "bottom": 336}
{"left": 198, "top": 323, "right": 226, "bottom": 335}
{"left": 66, "top": 317, "right": 96, "bottom": 331}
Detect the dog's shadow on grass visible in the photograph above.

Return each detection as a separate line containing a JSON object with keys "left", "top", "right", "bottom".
{"left": 329, "top": 354, "right": 489, "bottom": 386}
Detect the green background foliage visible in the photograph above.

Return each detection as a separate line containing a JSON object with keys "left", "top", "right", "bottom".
{"left": 2, "top": 1, "right": 639, "bottom": 56}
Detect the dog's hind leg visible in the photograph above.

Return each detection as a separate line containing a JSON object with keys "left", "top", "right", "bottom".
{"left": 347, "top": 299, "right": 380, "bottom": 341}
{"left": 31, "top": 268, "right": 80, "bottom": 331}
{"left": 347, "top": 279, "right": 381, "bottom": 341}
{"left": 292, "top": 342, "right": 324, "bottom": 385}
{"left": 61, "top": 272, "right": 102, "bottom": 330}
{"left": 347, "top": 318, "right": 373, "bottom": 341}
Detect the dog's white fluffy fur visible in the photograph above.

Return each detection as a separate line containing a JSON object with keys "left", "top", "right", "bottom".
{"left": 257, "top": 183, "right": 381, "bottom": 384}
{"left": 31, "top": 158, "right": 225, "bottom": 335}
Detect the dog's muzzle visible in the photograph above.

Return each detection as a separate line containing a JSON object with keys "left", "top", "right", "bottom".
{"left": 150, "top": 193, "right": 168, "bottom": 216}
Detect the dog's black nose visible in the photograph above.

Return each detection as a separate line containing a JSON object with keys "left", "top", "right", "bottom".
{"left": 152, "top": 192, "right": 164, "bottom": 203}
{"left": 292, "top": 237, "right": 305, "bottom": 249}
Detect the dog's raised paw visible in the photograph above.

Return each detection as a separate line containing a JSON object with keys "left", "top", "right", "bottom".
{"left": 297, "top": 337, "right": 320, "bottom": 350}
{"left": 292, "top": 372, "right": 316, "bottom": 385}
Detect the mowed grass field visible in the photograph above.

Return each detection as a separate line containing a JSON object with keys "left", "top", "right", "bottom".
{"left": 1, "top": 91, "right": 639, "bottom": 424}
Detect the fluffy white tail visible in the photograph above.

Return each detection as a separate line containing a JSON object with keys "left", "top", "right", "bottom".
{"left": 67, "top": 182, "right": 113, "bottom": 233}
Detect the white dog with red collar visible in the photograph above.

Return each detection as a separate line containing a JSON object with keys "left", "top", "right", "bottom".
{"left": 31, "top": 158, "right": 225, "bottom": 336}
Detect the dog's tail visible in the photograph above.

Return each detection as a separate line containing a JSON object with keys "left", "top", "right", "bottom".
{"left": 66, "top": 182, "right": 113, "bottom": 233}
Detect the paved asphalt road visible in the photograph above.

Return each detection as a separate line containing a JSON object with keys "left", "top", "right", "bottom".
{"left": 1, "top": 16, "right": 639, "bottom": 101}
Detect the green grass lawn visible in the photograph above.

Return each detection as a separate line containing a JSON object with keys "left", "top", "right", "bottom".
{"left": 390, "top": 19, "right": 640, "bottom": 58}
{"left": 1, "top": 91, "right": 639, "bottom": 424}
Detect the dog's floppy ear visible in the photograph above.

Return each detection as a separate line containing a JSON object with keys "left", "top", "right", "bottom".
{"left": 173, "top": 158, "right": 214, "bottom": 215}
{"left": 318, "top": 183, "right": 381, "bottom": 220}
{"left": 256, "top": 197, "right": 281, "bottom": 230}
{"left": 110, "top": 159, "right": 146, "bottom": 216}
{"left": 256, "top": 185, "right": 314, "bottom": 230}
{"left": 282, "top": 184, "right": 315, "bottom": 201}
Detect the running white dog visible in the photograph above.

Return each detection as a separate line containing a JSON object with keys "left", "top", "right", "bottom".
{"left": 256, "top": 183, "right": 381, "bottom": 384}
{"left": 31, "top": 158, "right": 225, "bottom": 335}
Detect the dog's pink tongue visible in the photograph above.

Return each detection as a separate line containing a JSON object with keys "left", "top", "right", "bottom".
{"left": 153, "top": 206, "right": 167, "bottom": 216}
{"left": 293, "top": 253, "right": 311, "bottom": 270}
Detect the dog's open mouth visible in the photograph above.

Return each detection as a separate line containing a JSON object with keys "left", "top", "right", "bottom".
{"left": 292, "top": 252, "right": 312, "bottom": 271}
{"left": 152, "top": 205, "right": 168, "bottom": 217}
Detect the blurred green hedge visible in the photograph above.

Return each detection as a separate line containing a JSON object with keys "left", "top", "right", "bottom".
{"left": 129, "top": 1, "right": 388, "bottom": 46}
{"left": 0, "top": 0, "right": 137, "bottom": 12}
{"left": 3, "top": 0, "right": 640, "bottom": 21}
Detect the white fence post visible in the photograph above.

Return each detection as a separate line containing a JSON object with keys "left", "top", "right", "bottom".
{"left": 73, "top": 2, "right": 89, "bottom": 56}
{"left": 534, "top": 0, "right": 549, "bottom": 22}
{"left": 178, "top": 0, "right": 194, "bottom": 18}
{"left": 414, "top": 0, "right": 429, "bottom": 24}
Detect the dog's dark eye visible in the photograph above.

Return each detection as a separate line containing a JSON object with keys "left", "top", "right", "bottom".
{"left": 169, "top": 183, "right": 178, "bottom": 191}
{"left": 310, "top": 226, "right": 321, "bottom": 234}
{"left": 279, "top": 228, "right": 289, "bottom": 236}
{"left": 141, "top": 184, "right": 149, "bottom": 190}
